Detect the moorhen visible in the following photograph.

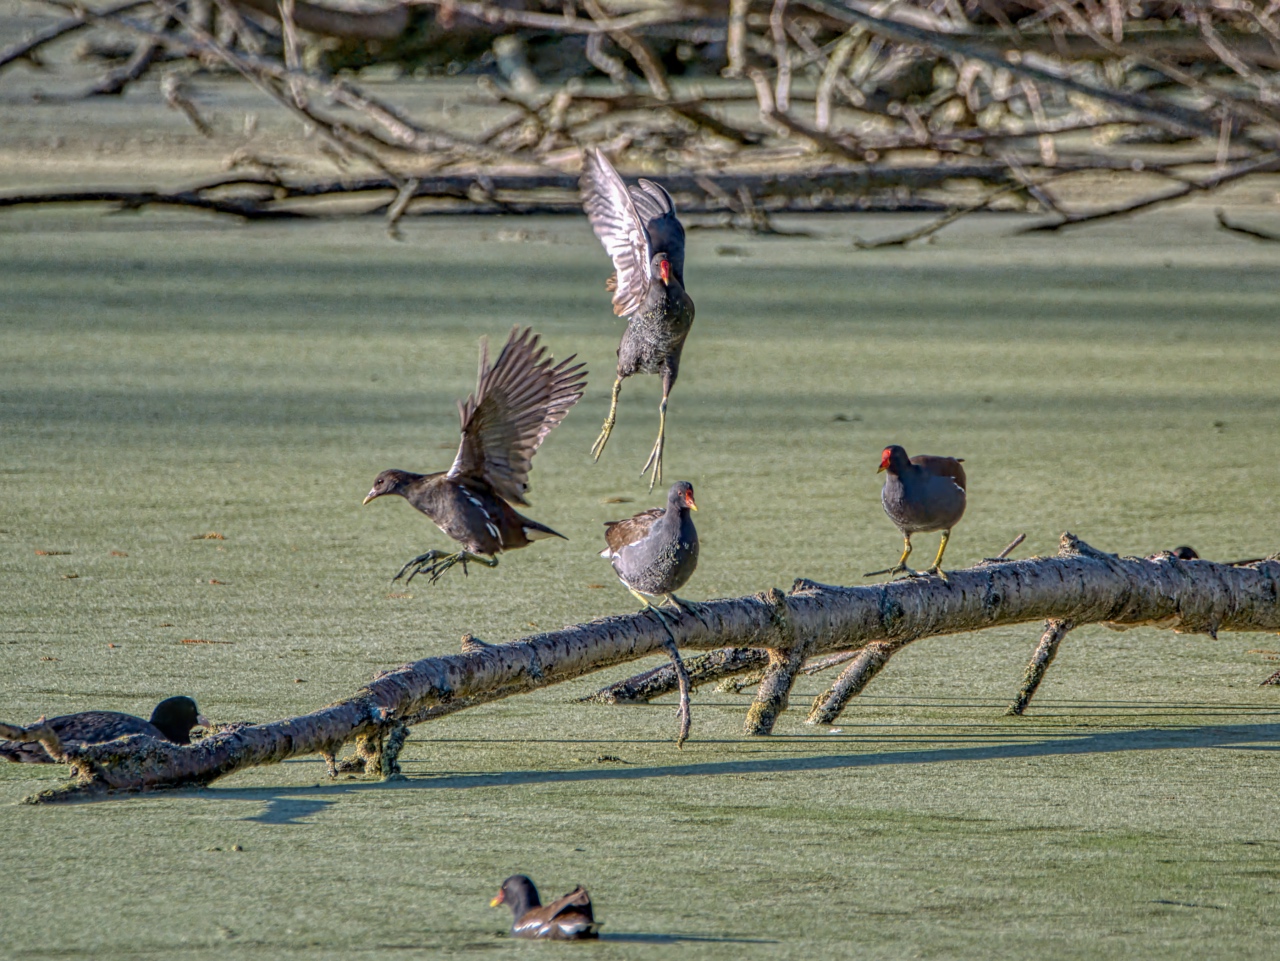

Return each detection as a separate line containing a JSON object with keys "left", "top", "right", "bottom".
{"left": 0, "top": 696, "right": 210, "bottom": 763}
{"left": 580, "top": 148, "right": 694, "bottom": 491}
{"left": 363, "top": 327, "right": 586, "bottom": 584}
{"left": 601, "top": 480, "right": 700, "bottom": 744}
{"left": 490, "top": 875, "right": 600, "bottom": 940}
{"left": 867, "top": 445, "right": 966, "bottom": 580}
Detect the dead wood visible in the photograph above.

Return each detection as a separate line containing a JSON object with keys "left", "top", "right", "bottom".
{"left": 6, "top": 534, "right": 1279, "bottom": 803}
{"left": 1005, "top": 618, "right": 1074, "bottom": 716}
{"left": 18, "top": 0, "right": 1280, "bottom": 225}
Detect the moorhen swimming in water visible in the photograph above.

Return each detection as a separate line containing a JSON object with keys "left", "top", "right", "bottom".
{"left": 867, "top": 445, "right": 967, "bottom": 581}
{"left": 491, "top": 875, "right": 600, "bottom": 940}
{"left": 0, "top": 695, "right": 210, "bottom": 763}
{"left": 601, "top": 480, "right": 700, "bottom": 744}
{"left": 580, "top": 148, "right": 694, "bottom": 491}
{"left": 363, "top": 326, "right": 586, "bottom": 584}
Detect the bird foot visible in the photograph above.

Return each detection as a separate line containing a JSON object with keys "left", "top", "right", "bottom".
{"left": 864, "top": 564, "right": 917, "bottom": 580}
{"left": 590, "top": 419, "right": 614, "bottom": 462}
{"left": 910, "top": 566, "right": 949, "bottom": 582}
{"left": 393, "top": 550, "right": 497, "bottom": 585}
{"left": 640, "top": 436, "right": 663, "bottom": 492}
{"left": 665, "top": 595, "right": 710, "bottom": 630}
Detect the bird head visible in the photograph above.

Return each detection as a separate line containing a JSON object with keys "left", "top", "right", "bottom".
{"left": 149, "top": 696, "right": 210, "bottom": 745}
{"left": 670, "top": 480, "right": 697, "bottom": 511}
{"left": 653, "top": 252, "right": 672, "bottom": 286}
{"left": 492, "top": 875, "right": 539, "bottom": 912}
{"left": 363, "top": 469, "right": 412, "bottom": 505}
{"left": 878, "top": 445, "right": 909, "bottom": 475}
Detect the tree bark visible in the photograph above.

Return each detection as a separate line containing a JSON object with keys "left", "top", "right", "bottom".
{"left": 1006, "top": 618, "right": 1075, "bottom": 716}
{"left": 4, "top": 535, "right": 1278, "bottom": 803}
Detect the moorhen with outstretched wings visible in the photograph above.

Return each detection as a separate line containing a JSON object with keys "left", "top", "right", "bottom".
{"left": 363, "top": 327, "right": 586, "bottom": 584}
{"left": 581, "top": 148, "right": 694, "bottom": 491}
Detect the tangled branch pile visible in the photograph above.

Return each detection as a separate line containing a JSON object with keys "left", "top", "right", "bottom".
{"left": 6, "top": 0, "right": 1280, "bottom": 227}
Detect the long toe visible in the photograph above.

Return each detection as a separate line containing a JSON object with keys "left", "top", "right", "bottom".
{"left": 591, "top": 422, "right": 613, "bottom": 462}
{"left": 641, "top": 441, "right": 663, "bottom": 492}
{"left": 394, "top": 551, "right": 443, "bottom": 582}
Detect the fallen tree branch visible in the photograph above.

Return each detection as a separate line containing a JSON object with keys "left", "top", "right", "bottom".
{"left": 5, "top": 534, "right": 1279, "bottom": 803}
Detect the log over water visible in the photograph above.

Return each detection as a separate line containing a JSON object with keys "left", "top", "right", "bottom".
{"left": 1, "top": 534, "right": 1277, "bottom": 803}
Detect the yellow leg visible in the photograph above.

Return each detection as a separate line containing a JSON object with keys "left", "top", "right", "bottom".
{"left": 640, "top": 395, "right": 667, "bottom": 492}
{"left": 591, "top": 377, "right": 623, "bottom": 462}
{"left": 921, "top": 530, "right": 952, "bottom": 580}
{"left": 865, "top": 534, "right": 914, "bottom": 579}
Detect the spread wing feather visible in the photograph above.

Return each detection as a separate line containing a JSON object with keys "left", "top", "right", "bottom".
{"left": 449, "top": 327, "right": 587, "bottom": 505}
{"left": 580, "top": 148, "right": 652, "bottom": 317}
{"left": 629, "top": 179, "right": 684, "bottom": 282}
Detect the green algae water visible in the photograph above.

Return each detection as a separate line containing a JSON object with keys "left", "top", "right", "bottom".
{"left": 2, "top": 208, "right": 1280, "bottom": 959}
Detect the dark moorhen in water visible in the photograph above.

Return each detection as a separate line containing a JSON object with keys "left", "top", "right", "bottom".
{"left": 580, "top": 148, "right": 695, "bottom": 491}
{"left": 491, "top": 875, "right": 600, "bottom": 940}
{"left": 363, "top": 327, "right": 586, "bottom": 585}
{"left": 0, "top": 696, "right": 210, "bottom": 763}
{"left": 867, "top": 445, "right": 967, "bottom": 581}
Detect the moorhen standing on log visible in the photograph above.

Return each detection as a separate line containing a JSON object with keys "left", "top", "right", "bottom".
{"left": 490, "top": 875, "right": 600, "bottom": 940}
{"left": 867, "top": 445, "right": 967, "bottom": 581}
{"left": 0, "top": 696, "right": 209, "bottom": 763}
{"left": 601, "top": 480, "right": 701, "bottom": 744}
{"left": 580, "top": 148, "right": 694, "bottom": 491}
{"left": 363, "top": 327, "right": 586, "bottom": 584}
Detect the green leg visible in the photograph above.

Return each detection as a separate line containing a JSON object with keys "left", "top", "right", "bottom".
{"left": 394, "top": 550, "right": 499, "bottom": 585}
{"left": 640, "top": 394, "right": 667, "bottom": 492}
{"left": 591, "top": 377, "right": 623, "bottom": 462}
{"left": 865, "top": 534, "right": 915, "bottom": 579}
{"left": 629, "top": 588, "right": 692, "bottom": 747}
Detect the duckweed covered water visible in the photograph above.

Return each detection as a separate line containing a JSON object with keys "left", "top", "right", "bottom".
{"left": 2, "top": 207, "right": 1280, "bottom": 959}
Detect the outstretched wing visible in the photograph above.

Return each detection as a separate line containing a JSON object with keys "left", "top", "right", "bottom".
{"left": 449, "top": 327, "right": 587, "bottom": 505}
{"left": 581, "top": 148, "right": 651, "bottom": 317}
{"left": 629, "top": 179, "right": 684, "bottom": 283}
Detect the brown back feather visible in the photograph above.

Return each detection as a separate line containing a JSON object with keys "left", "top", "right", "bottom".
{"left": 910, "top": 455, "right": 966, "bottom": 490}
{"left": 603, "top": 508, "right": 664, "bottom": 553}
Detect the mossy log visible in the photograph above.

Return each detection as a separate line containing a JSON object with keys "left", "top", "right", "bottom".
{"left": 3, "top": 534, "right": 1278, "bottom": 803}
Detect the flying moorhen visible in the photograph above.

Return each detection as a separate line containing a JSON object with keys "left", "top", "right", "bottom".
{"left": 363, "top": 327, "right": 586, "bottom": 584}
{"left": 867, "top": 445, "right": 967, "bottom": 581}
{"left": 0, "top": 696, "right": 210, "bottom": 763}
{"left": 601, "top": 480, "right": 700, "bottom": 744}
{"left": 580, "top": 148, "right": 694, "bottom": 491}
{"left": 491, "top": 875, "right": 600, "bottom": 940}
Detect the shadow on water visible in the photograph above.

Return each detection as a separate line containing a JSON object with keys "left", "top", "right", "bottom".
{"left": 600, "top": 934, "right": 778, "bottom": 944}
{"left": 241, "top": 797, "right": 337, "bottom": 824}
{"left": 208, "top": 722, "right": 1280, "bottom": 808}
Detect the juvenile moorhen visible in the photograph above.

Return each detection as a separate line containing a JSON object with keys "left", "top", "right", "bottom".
{"left": 581, "top": 148, "right": 694, "bottom": 491}
{"left": 363, "top": 327, "right": 586, "bottom": 584}
{"left": 491, "top": 875, "right": 600, "bottom": 940}
{"left": 0, "top": 696, "right": 210, "bottom": 763}
{"left": 601, "top": 481, "right": 700, "bottom": 744}
{"left": 867, "top": 445, "right": 966, "bottom": 580}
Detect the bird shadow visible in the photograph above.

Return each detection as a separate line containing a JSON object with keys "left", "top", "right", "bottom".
{"left": 205, "top": 721, "right": 1280, "bottom": 809}
{"left": 240, "top": 797, "right": 336, "bottom": 824}
{"left": 600, "top": 933, "right": 777, "bottom": 944}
